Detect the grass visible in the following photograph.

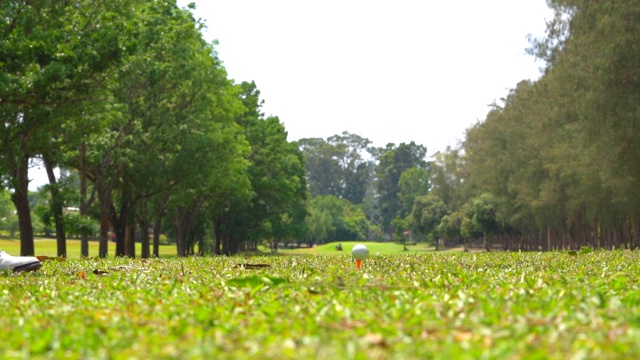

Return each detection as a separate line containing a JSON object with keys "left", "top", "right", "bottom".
{"left": 2, "top": 250, "right": 640, "bottom": 359}
{"left": 0, "top": 238, "right": 454, "bottom": 258}
{"left": 0, "top": 238, "right": 177, "bottom": 258}
{"left": 271, "top": 241, "right": 462, "bottom": 255}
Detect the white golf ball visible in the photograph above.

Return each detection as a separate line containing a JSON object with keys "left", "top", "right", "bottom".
{"left": 351, "top": 244, "right": 369, "bottom": 260}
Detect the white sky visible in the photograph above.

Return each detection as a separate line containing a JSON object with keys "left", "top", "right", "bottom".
{"left": 30, "top": 1, "right": 552, "bottom": 191}
{"left": 178, "top": 0, "right": 552, "bottom": 153}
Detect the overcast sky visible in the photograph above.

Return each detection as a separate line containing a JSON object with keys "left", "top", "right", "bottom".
{"left": 178, "top": 0, "right": 552, "bottom": 153}
{"left": 30, "top": 1, "right": 553, "bottom": 190}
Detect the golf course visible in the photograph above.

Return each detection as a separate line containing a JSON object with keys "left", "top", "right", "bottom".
{"left": 0, "top": 239, "right": 456, "bottom": 258}
{"left": 2, "top": 0, "right": 639, "bottom": 358}
{"left": 1, "top": 244, "right": 639, "bottom": 359}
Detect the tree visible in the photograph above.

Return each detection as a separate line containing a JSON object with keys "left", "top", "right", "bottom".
{"left": 0, "top": 190, "right": 18, "bottom": 236}
{"left": 437, "top": 212, "right": 464, "bottom": 247}
{"left": 299, "top": 132, "right": 375, "bottom": 204}
{"left": 430, "top": 147, "right": 465, "bottom": 211}
{"left": 375, "top": 142, "right": 428, "bottom": 237}
{"left": 298, "top": 137, "right": 343, "bottom": 198}
{"left": 169, "top": 92, "right": 249, "bottom": 256}
{"left": 409, "top": 194, "right": 448, "bottom": 243}
{"left": 0, "top": 0, "right": 139, "bottom": 255}
{"left": 306, "top": 195, "right": 369, "bottom": 243}
{"left": 326, "top": 132, "right": 374, "bottom": 204}
{"left": 398, "top": 167, "right": 430, "bottom": 220}
{"left": 202, "top": 81, "right": 308, "bottom": 255}
{"left": 109, "top": 0, "right": 244, "bottom": 257}
{"left": 306, "top": 207, "right": 334, "bottom": 245}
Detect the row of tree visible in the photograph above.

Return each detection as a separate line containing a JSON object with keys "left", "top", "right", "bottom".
{"left": 1, "top": 1, "right": 306, "bottom": 257}
{"left": 299, "top": 135, "right": 430, "bottom": 243}
{"left": 300, "top": 1, "right": 640, "bottom": 251}
{"left": 436, "top": 0, "right": 640, "bottom": 250}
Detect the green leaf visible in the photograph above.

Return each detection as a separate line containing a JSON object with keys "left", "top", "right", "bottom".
{"left": 579, "top": 246, "right": 593, "bottom": 255}
{"left": 226, "top": 275, "right": 287, "bottom": 289}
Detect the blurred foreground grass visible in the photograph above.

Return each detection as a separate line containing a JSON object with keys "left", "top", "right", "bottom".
{"left": 1, "top": 251, "right": 639, "bottom": 359}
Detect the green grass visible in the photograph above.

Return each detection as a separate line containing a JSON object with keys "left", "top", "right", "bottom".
{"left": 0, "top": 238, "right": 176, "bottom": 258}
{"left": 2, "top": 250, "right": 640, "bottom": 359}
{"left": 272, "top": 241, "right": 462, "bottom": 255}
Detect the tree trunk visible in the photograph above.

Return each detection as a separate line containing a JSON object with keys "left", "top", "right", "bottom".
{"left": 634, "top": 213, "right": 640, "bottom": 249}
{"left": 174, "top": 206, "right": 194, "bottom": 257}
{"left": 623, "top": 218, "right": 632, "bottom": 249}
{"left": 153, "top": 216, "right": 162, "bottom": 258}
{"left": 114, "top": 224, "right": 126, "bottom": 257}
{"left": 152, "top": 192, "right": 170, "bottom": 258}
{"left": 139, "top": 219, "right": 150, "bottom": 258}
{"left": 12, "top": 189, "right": 35, "bottom": 256}
{"left": 95, "top": 178, "right": 111, "bottom": 258}
{"left": 213, "top": 215, "right": 223, "bottom": 255}
{"left": 99, "top": 209, "right": 110, "bottom": 257}
{"left": 125, "top": 222, "right": 135, "bottom": 258}
{"left": 97, "top": 181, "right": 111, "bottom": 257}
{"left": 11, "top": 154, "right": 34, "bottom": 256}
{"left": 223, "top": 232, "right": 240, "bottom": 255}
{"left": 80, "top": 140, "right": 89, "bottom": 257}
{"left": 175, "top": 218, "right": 187, "bottom": 257}
{"left": 43, "top": 155, "right": 66, "bottom": 257}
{"left": 174, "top": 200, "right": 205, "bottom": 257}
{"left": 110, "top": 196, "right": 129, "bottom": 257}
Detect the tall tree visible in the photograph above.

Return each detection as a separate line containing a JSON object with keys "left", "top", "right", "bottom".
{"left": 214, "top": 81, "right": 308, "bottom": 255}
{"left": 398, "top": 167, "right": 430, "bottom": 220}
{"left": 105, "top": 0, "right": 240, "bottom": 257}
{"left": 299, "top": 138, "right": 345, "bottom": 199}
{"left": 375, "top": 142, "right": 428, "bottom": 237}
{"left": 326, "top": 132, "right": 374, "bottom": 204}
{"left": 306, "top": 195, "right": 369, "bottom": 243}
{"left": 299, "top": 132, "right": 374, "bottom": 204}
{"left": 0, "top": 0, "right": 139, "bottom": 255}
{"left": 409, "top": 194, "right": 448, "bottom": 243}
{"left": 430, "top": 146, "right": 465, "bottom": 211}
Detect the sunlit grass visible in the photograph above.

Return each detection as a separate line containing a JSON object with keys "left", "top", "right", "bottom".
{"left": 0, "top": 238, "right": 461, "bottom": 258}
{"left": 0, "top": 238, "right": 176, "bottom": 258}
{"left": 272, "top": 241, "right": 464, "bottom": 255}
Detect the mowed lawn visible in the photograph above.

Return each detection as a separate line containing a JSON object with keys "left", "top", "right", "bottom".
{"left": 0, "top": 238, "right": 457, "bottom": 258}
{"left": 273, "top": 241, "right": 462, "bottom": 255}
{"left": 0, "top": 238, "right": 177, "bottom": 258}
{"left": 1, "top": 249, "right": 639, "bottom": 359}
{"left": 2, "top": 239, "right": 442, "bottom": 258}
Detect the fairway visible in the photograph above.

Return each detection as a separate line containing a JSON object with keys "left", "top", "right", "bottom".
{"left": 273, "top": 241, "right": 461, "bottom": 255}
{"left": 0, "top": 238, "right": 177, "bottom": 258}
{"left": 1, "top": 250, "right": 639, "bottom": 359}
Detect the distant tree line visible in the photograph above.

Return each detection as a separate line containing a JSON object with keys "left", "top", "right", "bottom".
{"left": 299, "top": 134, "right": 431, "bottom": 245}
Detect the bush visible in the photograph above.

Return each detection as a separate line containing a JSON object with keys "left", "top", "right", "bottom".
{"left": 0, "top": 215, "right": 19, "bottom": 237}
{"left": 64, "top": 212, "right": 99, "bottom": 238}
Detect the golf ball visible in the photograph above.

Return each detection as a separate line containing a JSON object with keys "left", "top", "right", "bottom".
{"left": 351, "top": 244, "right": 369, "bottom": 260}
